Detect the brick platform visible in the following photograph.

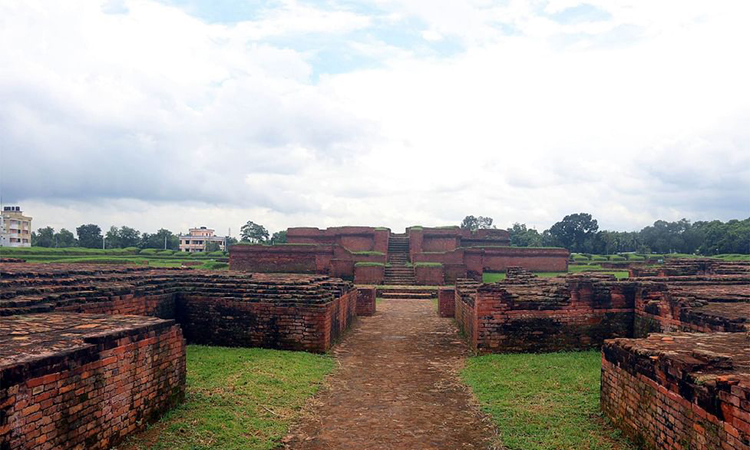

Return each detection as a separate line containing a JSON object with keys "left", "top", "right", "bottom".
{"left": 602, "top": 332, "right": 749, "bottom": 450}
{"left": 0, "top": 313, "right": 185, "bottom": 450}
{"left": 0, "top": 264, "right": 359, "bottom": 353}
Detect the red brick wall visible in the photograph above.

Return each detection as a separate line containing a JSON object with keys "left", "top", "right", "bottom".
{"left": 415, "top": 265, "right": 444, "bottom": 285}
{"left": 354, "top": 265, "right": 384, "bottom": 285}
{"left": 601, "top": 335, "right": 749, "bottom": 450}
{"left": 455, "top": 279, "right": 635, "bottom": 353}
{"left": 175, "top": 292, "right": 357, "bottom": 353}
{"left": 56, "top": 293, "right": 176, "bottom": 319}
{"left": 438, "top": 287, "right": 455, "bottom": 317}
{"left": 0, "top": 322, "right": 185, "bottom": 450}
{"left": 455, "top": 291, "right": 477, "bottom": 349}
{"left": 229, "top": 244, "right": 334, "bottom": 274}
{"left": 356, "top": 288, "right": 376, "bottom": 316}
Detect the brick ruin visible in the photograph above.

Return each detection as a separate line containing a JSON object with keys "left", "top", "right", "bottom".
{"left": 229, "top": 226, "right": 570, "bottom": 285}
{"left": 0, "top": 263, "right": 362, "bottom": 449}
{"left": 447, "top": 263, "right": 749, "bottom": 449}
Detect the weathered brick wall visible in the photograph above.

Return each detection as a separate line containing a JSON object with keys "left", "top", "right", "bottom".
{"left": 356, "top": 287, "right": 376, "bottom": 316}
{"left": 354, "top": 265, "right": 384, "bottom": 285}
{"left": 228, "top": 244, "right": 334, "bottom": 273}
{"left": 176, "top": 290, "right": 357, "bottom": 353}
{"left": 438, "top": 287, "right": 455, "bottom": 317}
{"left": 56, "top": 293, "right": 176, "bottom": 319}
{"left": 286, "top": 226, "right": 389, "bottom": 253}
{"left": 602, "top": 333, "right": 749, "bottom": 450}
{"left": 414, "top": 265, "right": 444, "bottom": 285}
{"left": 0, "top": 314, "right": 185, "bottom": 450}
{"left": 633, "top": 278, "right": 750, "bottom": 337}
{"left": 473, "top": 278, "right": 634, "bottom": 353}
{"left": 454, "top": 275, "right": 635, "bottom": 353}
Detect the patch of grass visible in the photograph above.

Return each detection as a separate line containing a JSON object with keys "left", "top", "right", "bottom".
{"left": 483, "top": 272, "right": 506, "bottom": 283}
{"left": 413, "top": 262, "right": 442, "bottom": 267}
{"left": 199, "top": 261, "right": 229, "bottom": 270}
{"left": 121, "top": 345, "right": 334, "bottom": 450}
{"left": 355, "top": 262, "right": 385, "bottom": 267}
{"left": 351, "top": 251, "right": 385, "bottom": 256}
{"left": 463, "top": 351, "right": 636, "bottom": 450}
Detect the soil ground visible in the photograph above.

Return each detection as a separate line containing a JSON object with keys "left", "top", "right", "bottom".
{"left": 281, "top": 299, "right": 499, "bottom": 450}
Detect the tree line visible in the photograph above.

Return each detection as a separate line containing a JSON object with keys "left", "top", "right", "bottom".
{"left": 30, "top": 220, "right": 288, "bottom": 250}
{"left": 461, "top": 213, "right": 750, "bottom": 255}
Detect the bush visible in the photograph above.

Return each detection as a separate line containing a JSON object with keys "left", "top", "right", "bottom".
{"left": 158, "top": 250, "right": 175, "bottom": 256}
{"left": 200, "top": 261, "right": 229, "bottom": 270}
{"left": 140, "top": 248, "right": 158, "bottom": 255}
{"left": 207, "top": 251, "right": 225, "bottom": 257}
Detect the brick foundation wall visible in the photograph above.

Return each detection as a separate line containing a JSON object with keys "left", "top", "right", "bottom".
{"left": 454, "top": 276, "right": 635, "bottom": 353}
{"left": 0, "top": 314, "right": 186, "bottom": 450}
{"left": 414, "top": 265, "right": 444, "bottom": 285}
{"left": 229, "top": 244, "right": 334, "bottom": 274}
{"left": 354, "top": 265, "right": 384, "bottom": 285}
{"left": 356, "top": 288, "right": 376, "bottom": 316}
{"left": 601, "top": 333, "right": 749, "bottom": 450}
{"left": 438, "top": 287, "right": 455, "bottom": 317}
{"left": 175, "top": 290, "right": 357, "bottom": 353}
{"left": 56, "top": 293, "right": 176, "bottom": 319}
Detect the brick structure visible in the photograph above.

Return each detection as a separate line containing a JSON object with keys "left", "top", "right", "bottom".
{"left": 454, "top": 273, "right": 635, "bottom": 353}
{"left": 229, "top": 226, "right": 570, "bottom": 285}
{"left": 0, "top": 263, "right": 367, "bottom": 449}
{"left": 630, "top": 258, "right": 750, "bottom": 277}
{"left": 0, "top": 313, "right": 185, "bottom": 450}
{"left": 353, "top": 264, "right": 385, "bottom": 285}
{"left": 601, "top": 332, "right": 749, "bottom": 450}
{"left": 453, "top": 268, "right": 750, "bottom": 353}
{"left": 437, "top": 287, "right": 455, "bottom": 318}
{"left": 356, "top": 287, "right": 376, "bottom": 316}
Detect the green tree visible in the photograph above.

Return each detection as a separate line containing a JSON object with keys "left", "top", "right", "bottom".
{"left": 55, "top": 229, "right": 77, "bottom": 247}
{"left": 205, "top": 241, "right": 222, "bottom": 252}
{"left": 105, "top": 226, "right": 121, "bottom": 249}
{"left": 270, "top": 230, "right": 287, "bottom": 244}
{"left": 240, "top": 221, "right": 269, "bottom": 243}
{"left": 507, "top": 223, "right": 542, "bottom": 247}
{"left": 460, "top": 215, "right": 495, "bottom": 231}
{"left": 547, "top": 213, "right": 599, "bottom": 253}
{"left": 32, "top": 226, "right": 55, "bottom": 247}
{"left": 118, "top": 226, "right": 141, "bottom": 248}
{"left": 76, "top": 224, "right": 103, "bottom": 249}
{"left": 139, "top": 229, "right": 179, "bottom": 250}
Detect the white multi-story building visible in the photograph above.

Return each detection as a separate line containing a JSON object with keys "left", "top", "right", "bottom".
{"left": 179, "top": 227, "right": 226, "bottom": 253}
{"left": 1, "top": 206, "right": 32, "bottom": 247}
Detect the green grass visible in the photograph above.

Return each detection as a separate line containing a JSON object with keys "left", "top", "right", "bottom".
{"left": 413, "top": 262, "right": 443, "bottom": 267}
{"left": 354, "top": 262, "right": 385, "bottom": 267}
{"left": 351, "top": 251, "right": 385, "bottom": 256}
{"left": 483, "top": 272, "right": 507, "bottom": 283}
{"left": 121, "top": 345, "right": 334, "bottom": 450}
{"left": 463, "top": 351, "right": 636, "bottom": 450}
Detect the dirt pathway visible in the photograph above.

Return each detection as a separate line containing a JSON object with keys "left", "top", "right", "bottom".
{"left": 282, "top": 299, "right": 498, "bottom": 450}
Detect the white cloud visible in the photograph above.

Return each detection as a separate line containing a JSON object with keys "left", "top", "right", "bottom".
{"left": 0, "top": 0, "right": 748, "bottom": 237}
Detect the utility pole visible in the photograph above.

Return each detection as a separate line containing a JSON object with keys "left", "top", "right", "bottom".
{"left": 102, "top": 236, "right": 105, "bottom": 250}
{"left": 164, "top": 235, "right": 167, "bottom": 250}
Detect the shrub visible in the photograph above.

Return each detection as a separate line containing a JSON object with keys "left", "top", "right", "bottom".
{"left": 140, "top": 248, "right": 158, "bottom": 255}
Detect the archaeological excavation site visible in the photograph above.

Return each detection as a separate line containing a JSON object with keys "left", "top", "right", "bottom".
{"left": 1, "top": 227, "right": 748, "bottom": 450}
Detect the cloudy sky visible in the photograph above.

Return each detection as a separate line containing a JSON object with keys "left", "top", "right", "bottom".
{"left": 1, "top": 0, "right": 748, "bottom": 237}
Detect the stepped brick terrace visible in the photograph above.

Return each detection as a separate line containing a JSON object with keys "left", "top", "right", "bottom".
{"left": 0, "top": 263, "right": 361, "bottom": 449}
{"left": 229, "top": 226, "right": 570, "bottom": 284}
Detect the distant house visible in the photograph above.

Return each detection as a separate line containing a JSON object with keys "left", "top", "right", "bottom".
{"left": 0, "top": 206, "right": 32, "bottom": 248}
{"left": 179, "top": 227, "right": 226, "bottom": 253}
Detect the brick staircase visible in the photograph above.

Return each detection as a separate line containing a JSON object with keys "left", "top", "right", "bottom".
{"left": 384, "top": 233, "right": 416, "bottom": 285}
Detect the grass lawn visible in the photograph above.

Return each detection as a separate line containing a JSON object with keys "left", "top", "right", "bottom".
{"left": 463, "top": 351, "right": 636, "bottom": 450}
{"left": 119, "top": 345, "right": 334, "bottom": 450}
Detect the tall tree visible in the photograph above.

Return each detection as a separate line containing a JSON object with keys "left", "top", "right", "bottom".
{"left": 55, "top": 228, "right": 77, "bottom": 247}
{"left": 240, "top": 221, "right": 269, "bottom": 243}
{"left": 76, "top": 224, "right": 103, "bottom": 249}
{"left": 118, "top": 226, "right": 141, "bottom": 248}
{"left": 105, "top": 226, "right": 121, "bottom": 249}
{"left": 507, "top": 223, "right": 542, "bottom": 247}
{"left": 270, "top": 230, "right": 287, "bottom": 244}
{"left": 547, "top": 213, "right": 599, "bottom": 253}
{"left": 32, "top": 226, "right": 55, "bottom": 247}
{"left": 460, "top": 215, "right": 495, "bottom": 231}
{"left": 139, "top": 229, "right": 179, "bottom": 250}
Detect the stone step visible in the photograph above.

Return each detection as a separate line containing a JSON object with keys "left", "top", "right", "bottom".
{"left": 379, "top": 291, "right": 434, "bottom": 299}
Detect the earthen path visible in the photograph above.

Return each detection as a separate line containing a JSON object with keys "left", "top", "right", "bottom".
{"left": 282, "top": 299, "right": 498, "bottom": 450}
